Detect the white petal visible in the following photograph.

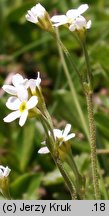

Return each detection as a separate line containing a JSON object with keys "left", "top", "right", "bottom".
{"left": 86, "top": 20, "right": 92, "bottom": 29}
{"left": 26, "top": 3, "right": 46, "bottom": 23}
{"left": 0, "top": 166, "right": 4, "bottom": 177}
{"left": 17, "top": 86, "right": 28, "bottom": 102}
{"left": 63, "top": 124, "right": 71, "bottom": 137}
{"left": 64, "top": 133, "right": 75, "bottom": 141}
{"left": 3, "top": 166, "right": 11, "bottom": 177}
{"left": 6, "top": 97, "right": 20, "bottom": 110}
{"left": 75, "top": 16, "right": 86, "bottom": 29}
{"left": 35, "top": 3, "right": 46, "bottom": 12}
{"left": 29, "top": 79, "right": 36, "bottom": 92}
{"left": 19, "top": 110, "right": 28, "bottom": 127}
{"left": 25, "top": 11, "right": 38, "bottom": 23}
{"left": 52, "top": 23, "right": 64, "bottom": 27}
{"left": 3, "top": 110, "right": 21, "bottom": 123}
{"left": 69, "top": 24, "right": 76, "bottom": 32}
{"left": 77, "top": 4, "right": 89, "bottom": 15}
{"left": 12, "top": 74, "right": 24, "bottom": 86}
{"left": 66, "top": 9, "right": 79, "bottom": 19}
{"left": 38, "top": 147, "right": 50, "bottom": 154}
{"left": 36, "top": 72, "right": 41, "bottom": 86}
{"left": 33, "top": 3, "right": 46, "bottom": 18}
{"left": 0, "top": 170, "right": 3, "bottom": 178}
{"left": 29, "top": 76, "right": 41, "bottom": 92}
{"left": 2, "top": 85, "right": 17, "bottom": 95}
{"left": 53, "top": 129, "right": 62, "bottom": 139}
{"left": 27, "top": 96, "right": 38, "bottom": 109}
{"left": 51, "top": 15, "right": 68, "bottom": 25}
{"left": 0, "top": 165, "right": 5, "bottom": 170}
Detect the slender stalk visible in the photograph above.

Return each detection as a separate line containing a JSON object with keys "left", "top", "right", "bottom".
{"left": 57, "top": 38, "right": 82, "bottom": 83}
{"left": 37, "top": 88, "right": 55, "bottom": 140}
{"left": 86, "top": 93, "right": 100, "bottom": 199}
{"left": 56, "top": 30, "right": 90, "bottom": 142}
{"left": 35, "top": 108, "right": 77, "bottom": 199}
{"left": 79, "top": 36, "right": 100, "bottom": 199}
{"left": 66, "top": 154, "right": 85, "bottom": 199}
{"left": 56, "top": 158, "right": 77, "bottom": 199}
{"left": 66, "top": 155, "right": 82, "bottom": 183}
{"left": 82, "top": 39, "right": 92, "bottom": 84}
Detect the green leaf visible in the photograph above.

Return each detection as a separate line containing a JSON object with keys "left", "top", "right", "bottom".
{"left": 43, "top": 169, "right": 63, "bottom": 186}
{"left": 95, "top": 112, "right": 109, "bottom": 140}
{"left": 17, "top": 122, "right": 35, "bottom": 172}
{"left": 10, "top": 172, "right": 43, "bottom": 198}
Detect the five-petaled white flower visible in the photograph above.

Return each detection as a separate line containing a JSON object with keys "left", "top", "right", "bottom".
{"left": 51, "top": 4, "right": 91, "bottom": 31}
{"left": 3, "top": 87, "right": 38, "bottom": 127}
{"left": 25, "top": 3, "right": 46, "bottom": 24}
{"left": 2, "top": 73, "right": 28, "bottom": 96}
{"left": 0, "top": 165, "right": 11, "bottom": 178}
{"left": 38, "top": 124, "right": 75, "bottom": 154}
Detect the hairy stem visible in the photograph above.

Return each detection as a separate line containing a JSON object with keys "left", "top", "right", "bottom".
{"left": 56, "top": 158, "right": 77, "bottom": 199}
{"left": 86, "top": 93, "right": 100, "bottom": 199}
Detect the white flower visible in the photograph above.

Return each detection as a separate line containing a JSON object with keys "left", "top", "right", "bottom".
{"left": 51, "top": 4, "right": 91, "bottom": 31}
{"left": 53, "top": 124, "right": 75, "bottom": 142}
{"left": 29, "top": 72, "right": 41, "bottom": 94}
{"left": 3, "top": 87, "right": 38, "bottom": 127}
{"left": 2, "top": 73, "right": 28, "bottom": 96}
{"left": 38, "top": 124, "right": 75, "bottom": 154}
{"left": 25, "top": 3, "right": 46, "bottom": 24}
{"left": 0, "top": 165, "right": 11, "bottom": 178}
{"left": 69, "top": 16, "right": 91, "bottom": 32}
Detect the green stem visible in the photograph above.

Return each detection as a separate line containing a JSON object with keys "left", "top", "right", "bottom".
{"left": 80, "top": 37, "right": 100, "bottom": 199}
{"left": 56, "top": 40, "right": 82, "bottom": 82}
{"left": 36, "top": 108, "right": 77, "bottom": 199}
{"left": 56, "top": 158, "right": 77, "bottom": 199}
{"left": 66, "top": 154, "right": 82, "bottom": 184}
{"left": 56, "top": 30, "right": 90, "bottom": 142}
{"left": 66, "top": 154, "right": 85, "bottom": 199}
{"left": 86, "top": 93, "right": 100, "bottom": 199}
{"left": 37, "top": 88, "right": 55, "bottom": 140}
{"left": 81, "top": 38, "right": 92, "bottom": 85}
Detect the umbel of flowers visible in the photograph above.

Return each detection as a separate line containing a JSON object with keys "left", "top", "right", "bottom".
{"left": 3, "top": 73, "right": 40, "bottom": 126}
{"left": 3, "top": 72, "right": 84, "bottom": 199}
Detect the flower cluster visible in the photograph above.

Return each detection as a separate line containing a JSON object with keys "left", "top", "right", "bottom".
{"left": 3, "top": 73, "right": 41, "bottom": 126}
{"left": 38, "top": 124, "right": 75, "bottom": 154}
{"left": 25, "top": 3, "right": 91, "bottom": 32}
{"left": 51, "top": 4, "right": 91, "bottom": 31}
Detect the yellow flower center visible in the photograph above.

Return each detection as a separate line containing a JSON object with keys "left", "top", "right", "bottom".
{"left": 19, "top": 102, "right": 27, "bottom": 112}
{"left": 67, "top": 17, "right": 73, "bottom": 24}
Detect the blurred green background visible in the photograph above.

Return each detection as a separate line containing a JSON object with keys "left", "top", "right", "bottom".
{"left": 1, "top": 0, "right": 109, "bottom": 199}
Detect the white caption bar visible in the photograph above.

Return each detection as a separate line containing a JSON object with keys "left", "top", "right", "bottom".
{"left": 0, "top": 201, "right": 108, "bottom": 216}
